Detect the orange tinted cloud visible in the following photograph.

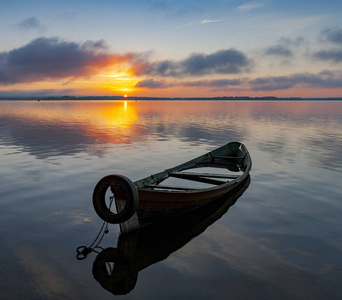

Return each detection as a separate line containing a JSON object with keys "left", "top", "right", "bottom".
{"left": 0, "top": 37, "right": 138, "bottom": 85}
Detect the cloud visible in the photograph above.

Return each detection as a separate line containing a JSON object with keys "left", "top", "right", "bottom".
{"left": 313, "top": 49, "right": 342, "bottom": 63}
{"left": 200, "top": 19, "right": 222, "bottom": 24}
{"left": 265, "top": 45, "right": 293, "bottom": 57}
{"left": 174, "top": 18, "right": 225, "bottom": 30}
{"left": 0, "top": 37, "right": 136, "bottom": 85}
{"left": 249, "top": 71, "right": 342, "bottom": 91}
{"left": 181, "top": 79, "right": 244, "bottom": 87}
{"left": 135, "top": 78, "right": 171, "bottom": 89}
{"left": 322, "top": 27, "right": 342, "bottom": 45}
{"left": 135, "top": 78, "right": 245, "bottom": 89}
{"left": 264, "top": 37, "right": 305, "bottom": 57}
{"left": 136, "top": 71, "right": 342, "bottom": 92}
{"left": 16, "top": 17, "right": 44, "bottom": 30}
{"left": 0, "top": 39, "right": 252, "bottom": 86}
{"left": 134, "top": 49, "right": 253, "bottom": 77}
{"left": 235, "top": 2, "right": 263, "bottom": 12}
{"left": 313, "top": 27, "right": 342, "bottom": 63}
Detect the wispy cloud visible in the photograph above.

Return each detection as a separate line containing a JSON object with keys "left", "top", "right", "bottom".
{"left": 235, "top": 2, "right": 264, "bottom": 13}
{"left": 174, "top": 18, "right": 225, "bottom": 30}
{"left": 249, "top": 71, "right": 342, "bottom": 91}
{"left": 200, "top": 19, "right": 222, "bottom": 24}
{"left": 321, "top": 27, "right": 342, "bottom": 45}
{"left": 265, "top": 45, "right": 293, "bottom": 57}
{"left": 313, "top": 27, "right": 342, "bottom": 63}
{"left": 264, "top": 37, "right": 305, "bottom": 57}
{"left": 16, "top": 17, "right": 45, "bottom": 31}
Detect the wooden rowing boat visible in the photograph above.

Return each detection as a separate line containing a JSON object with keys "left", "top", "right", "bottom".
{"left": 93, "top": 141, "right": 251, "bottom": 233}
{"left": 90, "top": 176, "right": 250, "bottom": 294}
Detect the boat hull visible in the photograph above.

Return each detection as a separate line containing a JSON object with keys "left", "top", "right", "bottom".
{"left": 137, "top": 178, "right": 244, "bottom": 210}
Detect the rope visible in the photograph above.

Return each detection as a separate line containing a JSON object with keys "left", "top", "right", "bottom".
{"left": 76, "top": 196, "right": 114, "bottom": 260}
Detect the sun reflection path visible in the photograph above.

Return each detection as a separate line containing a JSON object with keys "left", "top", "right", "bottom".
{"left": 98, "top": 101, "right": 137, "bottom": 131}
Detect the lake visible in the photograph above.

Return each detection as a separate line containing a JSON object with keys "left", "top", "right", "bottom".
{"left": 0, "top": 100, "right": 341, "bottom": 299}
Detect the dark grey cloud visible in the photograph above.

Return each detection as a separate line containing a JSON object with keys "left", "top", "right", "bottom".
{"left": 249, "top": 71, "right": 342, "bottom": 91}
{"left": 264, "top": 37, "right": 304, "bottom": 58}
{"left": 313, "top": 49, "right": 342, "bottom": 63}
{"left": 322, "top": 27, "right": 342, "bottom": 45}
{"left": 313, "top": 27, "right": 342, "bottom": 63}
{"left": 135, "top": 49, "right": 253, "bottom": 77}
{"left": 135, "top": 78, "right": 171, "bottom": 88}
{"left": 181, "top": 49, "right": 251, "bottom": 75}
{"left": 144, "top": 60, "right": 180, "bottom": 77}
{"left": 181, "top": 79, "right": 244, "bottom": 87}
{"left": 265, "top": 45, "right": 293, "bottom": 57}
{"left": 135, "top": 78, "right": 245, "bottom": 89}
{"left": 0, "top": 37, "right": 134, "bottom": 85}
{"left": 16, "top": 17, "right": 44, "bottom": 30}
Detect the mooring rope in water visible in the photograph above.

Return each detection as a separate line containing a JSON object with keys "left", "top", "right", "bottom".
{"left": 76, "top": 221, "right": 109, "bottom": 260}
{"left": 76, "top": 195, "right": 114, "bottom": 260}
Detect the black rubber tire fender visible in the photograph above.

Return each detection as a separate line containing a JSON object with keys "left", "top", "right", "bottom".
{"left": 93, "top": 174, "right": 139, "bottom": 224}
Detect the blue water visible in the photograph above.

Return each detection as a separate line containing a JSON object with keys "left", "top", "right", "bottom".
{"left": 0, "top": 100, "right": 341, "bottom": 299}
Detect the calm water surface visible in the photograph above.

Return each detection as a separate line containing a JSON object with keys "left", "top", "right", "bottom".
{"left": 0, "top": 100, "right": 341, "bottom": 299}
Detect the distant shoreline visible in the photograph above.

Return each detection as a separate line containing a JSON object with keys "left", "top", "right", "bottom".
{"left": 0, "top": 96, "right": 342, "bottom": 101}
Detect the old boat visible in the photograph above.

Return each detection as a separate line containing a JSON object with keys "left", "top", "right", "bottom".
{"left": 93, "top": 141, "right": 251, "bottom": 233}
{"left": 88, "top": 176, "right": 250, "bottom": 294}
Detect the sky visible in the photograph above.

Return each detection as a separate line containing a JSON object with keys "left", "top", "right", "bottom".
{"left": 1, "top": 0, "right": 342, "bottom": 98}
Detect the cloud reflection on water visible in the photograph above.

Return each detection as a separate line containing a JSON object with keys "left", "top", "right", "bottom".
{"left": 165, "top": 223, "right": 341, "bottom": 299}
{"left": 0, "top": 100, "right": 341, "bottom": 172}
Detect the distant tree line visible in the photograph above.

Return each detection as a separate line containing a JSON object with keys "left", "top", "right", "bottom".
{"left": 1, "top": 95, "right": 342, "bottom": 101}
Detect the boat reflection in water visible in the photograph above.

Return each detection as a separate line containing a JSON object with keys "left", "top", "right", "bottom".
{"left": 79, "top": 176, "right": 250, "bottom": 295}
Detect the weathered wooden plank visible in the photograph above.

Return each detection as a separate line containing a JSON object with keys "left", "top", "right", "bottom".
{"left": 168, "top": 172, "right": 226, "bottom": 185}
{"left": 213, "top": 155, "right": 245, "bottom": 159}
{"left": 169, "top": 171, "right": 239, "bottom": 179}
{"left": 144, "top": 185, "right": 199, "bottom": 191}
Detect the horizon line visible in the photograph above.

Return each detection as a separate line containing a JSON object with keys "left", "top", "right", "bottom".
{"left": 1, "top": 95, "right": 342, "bottom": 101}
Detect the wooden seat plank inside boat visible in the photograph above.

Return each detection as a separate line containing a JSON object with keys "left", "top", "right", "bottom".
{"left": 212, "top": 155, "right": 245, "bottom": 159}
{"left": 168, "top": 172, "right": 227, "bottom": 185}
{"left": 144, "top": 185, "right": 199, "bottom": 191}
{"left": 169, "top": 171, "right": 240, "bottom": 179}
